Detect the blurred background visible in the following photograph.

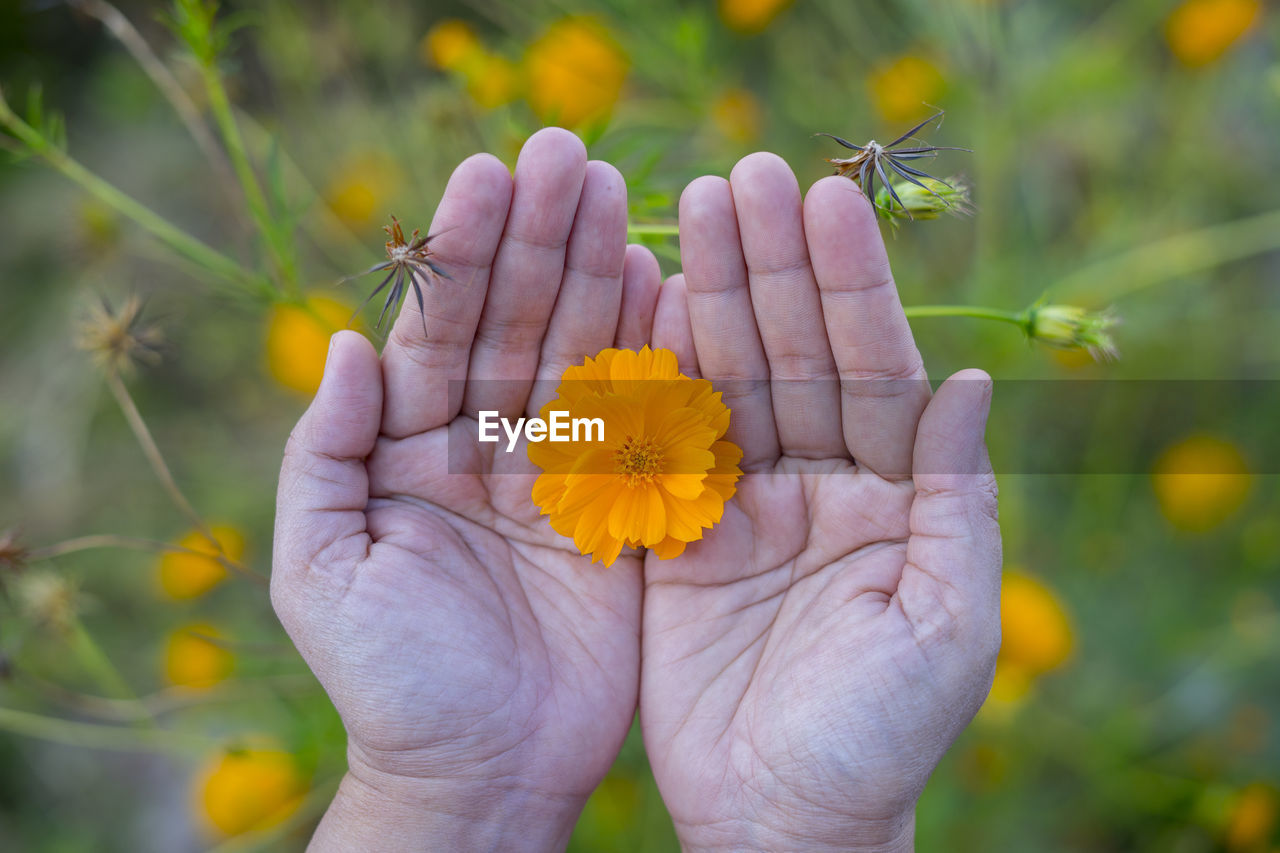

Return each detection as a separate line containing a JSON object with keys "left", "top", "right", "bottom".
{"left": 1, "top": 0, "right": 1277, "bottom": 849}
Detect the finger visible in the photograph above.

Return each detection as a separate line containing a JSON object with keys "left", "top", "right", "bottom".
{"left": 529, "top": 160, "right": 628, "bottom": 415}
{"left": 679, "top": 175, "right": 779, "bottom": 470}
{"left": 729, "top": 153, "right": 843, "bottom": 459}
{"left": 274, "top": 331, "right": 382, "bottom": 582}
{"left": 652, "top": 274, "right": 699, "bottom": 377}
{"left": 803, "top": 175, "right": 931, "bottom": 480}
{"left": 901, "top": 370, "right": 1001, "bottom": 643}
{"left": 463, "top": 128, "right": 588, "bottom": 418}
{"left": 380, "top": 154, "right": 512, "bottom": 439}
{"left": 613, "top": 244, "right": 662, "bottom": 351}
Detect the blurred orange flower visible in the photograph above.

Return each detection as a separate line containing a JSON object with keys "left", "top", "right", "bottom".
{"left": 164, "top": 623, "right": 234, "bottom": 688}
{"left": 988, "top": 570, "right": 1073, "bottom": 706}
{"left": 195, "top": 746, "right": 306, "bottom": 836}
{"left": 158, "top": 525, "right": 245, "bottom": 600}
{"left": 529, "top": 347, "right": 742, "bottom": 566}
{"left": 420, "top": 19, "right": 481, "bottom": 70}
{"left": 712, "top": 88, "right": 763, "bottom": 143}
{"left": 718, "top": 0, "right": 794, "bottom": 34}
{"left": 1152, "top": 434, "right": 1251, "bottom": 532}
{"left": 1224, "top": 783, "right": 1278, "bottom": 851}
{"left": 525, "top": 17, "right": 628, "bottom": 127}
{"left": 264, "top": 295, "right": 355, "bottom": 395}
{"left": 867, "top": 54, "right": 945, "bottom": 124}
{"left": 324, "top": 153, "right": 402, "bottom": 228}
{"left": 1166, "top": 0, "right": 1261, "bottom": 67}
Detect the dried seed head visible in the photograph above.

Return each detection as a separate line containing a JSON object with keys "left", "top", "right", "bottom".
{"left": 77, "top": 294, "right": 164, "bottom": 374}
{"left": 16, "top": 571, "right": 80, "bottom": 633}
{"left": 1027, "top": 303, "right": 1119, "bottom": 362}
{"left": 345, "top": 215, "right": 456, "bottom": 337}
{"left": 817, "top": 109, "right": 969, "bottom": 218}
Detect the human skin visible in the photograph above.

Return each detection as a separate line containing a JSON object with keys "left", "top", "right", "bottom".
{"left": 272, "top": 130, "right": 1000, "bottom": 851}
{"left": 639, "top": 156, "right": 1002, "bottom": 852}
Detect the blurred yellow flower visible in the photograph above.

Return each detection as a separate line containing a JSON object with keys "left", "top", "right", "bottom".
{"left": 867, "top": 54, "right": 945, "bottom": 124}
{"left": 525, "top": 17, "right": 628, "bottom": 127}
{"left": 324, "top": 153, "right": 402, "bottom": 228}
{"left": 420, "top": 19, "right": 482, "bottom": 70}
{"left": 158, "top": 525, "right": 245, "bottom": 600}
{"left": 1152, "top": 434, "right": 1251, "bottom": 532}
{"left": 1225, "top": 783, "right": 1278, "bottom": 851}
{"left": 986, "top": 570, "right": 1073, "bottom": 711}
{"left": 712, "top": 88, "right": 763, "bottom": 143}
{"left": 195, "top": 747, "right": 305, "bottom": 836}
{"left": 164, "top": 623, "right": 234, "bottom": 688}
{"left": 463, "top": 52, "right": 520, "bottom": 109}
{"left": 718, "top": 0, "right": 794, "bottom": 34}
{"left": 264, "top": 295, "right": 354, "bottom": 395}
{"left": 1166, "top": 0, "right": 1261, "bottom": 67}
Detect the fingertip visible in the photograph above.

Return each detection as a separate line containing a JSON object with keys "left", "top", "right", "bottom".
{"left": 679, "top": 175, "right": 732, "bottom": 221}
{"left": 727, "top": 150, "right": 793, "bottom": 185}
{"left": 519, "top": 126, "right": 588, "bottom": 175}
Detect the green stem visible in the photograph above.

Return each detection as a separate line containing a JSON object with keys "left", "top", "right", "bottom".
{"left": 0, "top": 706, "right": 211, "bottom": 755}
{"left": 198, "top": 64, "right": 298, "bottom": 295}
{"left": 0, "top": 92, "right": 260, "bottom": 292}
{"left": 1049, "top": 206, "right": 1280, "bottom": 303}
{"left": 626, "top": 223, "right": 680, "bottom": 238}
{"left": 903, "top": 304, "right": 1029, "bottom": 329}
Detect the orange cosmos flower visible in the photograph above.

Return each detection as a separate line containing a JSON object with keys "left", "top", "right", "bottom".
{"left": 528, "top": 347, "right": 742, "bottom": 567}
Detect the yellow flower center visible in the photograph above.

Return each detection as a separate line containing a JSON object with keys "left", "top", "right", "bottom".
{"left": 615, "top": 435, "right": 663, "bottom": 486}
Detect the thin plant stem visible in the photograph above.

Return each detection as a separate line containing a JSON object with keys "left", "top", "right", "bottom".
{"left": 67, "top": 0, "right": 237, "bottom": 200}
{"left": 903, "top": 304, "right": 1029, "bottom": 328}
{"left": 626, "top": 222, "right": 680, "bottom": 238}
{"left": 25, "top": 533, "right": 260, "bottom": 584}
{"left": 0, "top": 706, "right": 213, "bottom": 755}
{"left": 104, "top": 369, "right": 214, "bottom": 545}
{"left": 0, "top": 90, "right": 261, "bottom": 293}
{"left": 101, "top": 370, "right": 269, "bottom": 588}
{"left": 28, "top": 673, "right": 320, "bottom": 722}
{"left": 198, "top": 63, "right": 299, "bottom": 295}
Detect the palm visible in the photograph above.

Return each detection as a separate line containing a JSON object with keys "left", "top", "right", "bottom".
{"left": 327, "top": 426, "right": 642, "bottom": 793}
{"left": 640, "top": 156, "right": 1001, "bottom": 849}
{"left": 645, "top": 466, "right": 980, "bottom": 835}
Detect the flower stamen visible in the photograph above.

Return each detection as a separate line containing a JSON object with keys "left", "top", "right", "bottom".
{"left": 615, "top": 435, "right": 664, "bottom": 486}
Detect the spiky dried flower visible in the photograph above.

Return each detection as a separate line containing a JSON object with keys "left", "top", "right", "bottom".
{"left": 874, "top": 175, "right": 973, "bottom": 229}
{"left": 817, "top": 110, "right": 969, "bottom": 219}
{"left": 77, "top": 294, "right": 164, "bottom": 374}
{"left": 345, "top": 215, "right": 454, "bottom": 337}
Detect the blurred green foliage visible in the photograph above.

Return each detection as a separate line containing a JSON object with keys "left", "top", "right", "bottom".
{"left": 1, "top": 0, "right": 1278, "bottom": 850}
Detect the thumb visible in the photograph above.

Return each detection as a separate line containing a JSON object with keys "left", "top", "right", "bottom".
{"left": 903, "top": 369, "right": 1002, "bottom": 634}
{"left": 273, "top": 330, "right": 383, "bottom": 581}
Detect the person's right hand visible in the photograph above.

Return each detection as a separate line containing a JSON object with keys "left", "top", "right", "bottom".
{"left": 642, "top": 154, "right": 1003, "bottom": 852}
{"left": 272, "top": 128, "right": 662, "bottom": 851}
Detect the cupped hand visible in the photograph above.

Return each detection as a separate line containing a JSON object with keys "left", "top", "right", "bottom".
{"left": 271, "top": 128, "right": 665, "bottom": 851}
{"left": 642, "top": 154, "right": 1002, "bottom": 852}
